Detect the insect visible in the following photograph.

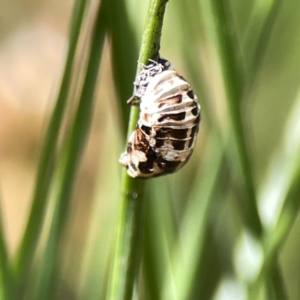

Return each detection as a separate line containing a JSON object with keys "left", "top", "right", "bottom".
{"left": 119, "top": 57, "right": 201, "bottom": 178}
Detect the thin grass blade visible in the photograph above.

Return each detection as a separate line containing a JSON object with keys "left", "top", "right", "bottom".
{"left": 28, "top": 1, "right": 108, "bottom": 299}
{"left": 249, "top": 91, "right": 300, "bottom": 298}
{"left": 161, "top": 130, "right": 224, "bottom": 300}
{"left": 208, "top": 0, "right": 263, "bottom": 238}
{"left": 107, "top": 0, "right": 139, "bottom": 135}
{"left": 14, "top": 0, "right": 89, "bottom": 290}
{"left": 0, "top": 199, "right": 13, "bottom": 300}
{"left": 108, "top": 1, "right": 170, "bottom": 299}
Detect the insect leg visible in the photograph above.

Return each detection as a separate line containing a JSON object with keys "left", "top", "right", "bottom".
{"left": 127, "top": 95, "right": 141, "bottom": 106}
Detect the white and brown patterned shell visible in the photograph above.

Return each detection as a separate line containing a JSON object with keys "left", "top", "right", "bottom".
{"left": 119, "top": 60, "right": 201, "bottom": 178}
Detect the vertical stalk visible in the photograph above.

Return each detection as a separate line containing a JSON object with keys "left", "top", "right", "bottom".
{"left": 14, "top": 0, "right": 88, "bottom": 287}
{"left": 0, "top": 201, "right": 13, "bottom": 299}
{"left": 108, "top": 1, "right": 169, "bottom": 299}
{"left": 29, "top": 1, "right": 107, "bottom": 298}
{"left": 209, "top": 0, "right": 263, "bottom": 238}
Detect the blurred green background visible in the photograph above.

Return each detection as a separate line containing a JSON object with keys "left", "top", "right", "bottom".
{"left": 1, "top": 0, "right": 300, "bottom": 299}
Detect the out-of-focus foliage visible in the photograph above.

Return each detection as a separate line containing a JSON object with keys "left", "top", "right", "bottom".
{"left": 1, "top": 0, "right": 300, "bottom": 299}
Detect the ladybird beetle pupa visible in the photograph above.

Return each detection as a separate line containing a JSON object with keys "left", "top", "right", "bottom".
{"left": 119, "top": 57, "right": 201, "bottom": 178}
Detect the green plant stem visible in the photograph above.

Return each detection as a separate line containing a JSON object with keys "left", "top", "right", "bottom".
{"left": 209, "top": 1, "right": 290, "bottom": 298}
{"left": 209, "top": 0, "right": 263, "bottom": 238}
{"left": 251, "top": 95, "right": 300, "bottom": 297}
{"left": 107, "top": 0, "right": 138, "bottom": 134}
{"left": 0, "top": 202, "right": 13, "bottom": 300}
{"left": 266, "top": 262, "right": 288, "bottom": 300}
{"left": 249, "top": 159, "right": 300, "bottom": 299}
{"left": 108, "top": 1, "right": 169, "bottom": 299}
{"left": 30, "top": 1, "right": 107, "bottom": 299}
{"left": 248, "top": 0, "right": 283, "bottom": 84}
{"left": 162, "top": 130, "right": 225, "bottom": 300}
{"left": 14, "top": 0, "right": 87, "bottom": 287}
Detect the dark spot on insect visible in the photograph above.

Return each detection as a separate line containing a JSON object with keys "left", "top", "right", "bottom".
{"left": 130, "top": 163, "right": 138, "bottom": 171}
{"left": 173, "top": 128, "right": 189, "bottom": 139}
{"left": 156, "top": 128, "right": 188, "bottom": 139}
{"left": 179, "top": 75, "right": 187, "bottom": 81}
{"left": 170, "top": 95, "right": 183, "bottom": 103}
{"left": 159, "top": 58, "right": 171, "bottom": 70}
{"left": 188, "top": 138, "right": 194, "bottom": 148}
{"left": 191, "top": 105, "right": 199, "bottom": 116}
{"left": 176, "top": 95, "right": 183, "bottom": 103}
{"left": 194, "top": 114, "right": 201, "bottom": 125}
{"left": 158, "top": 95, "right": 182, "bottom": 108}
{"left": 134, "top": 129, "right": 150, "bottom": 151}
{"left": 138, "top": 153, "right": 157, "bottom": 173}
{"left": 127, "top": 144, "right": 132, "bottom": 153}
{"left": 171, "top": 140, "right": 186, "bottom": 150}
{"left": 187, "top": 90, "right": 195, "bottom": 99}
{"left": 191, "top": 122, "right": 200, "bottom": 136}
{"left": 155, "top": 138, "right": 165, "bottom": 148}
{"left": 158, "top": 112, "right": 186, "bottom": 122}
{"left": 138, "top": 162, "right": 153, "bottom": 174}
{"left": 158, "top": 159, "right": 182, "bottom": 173}
{"left": 141, "top": 125, "right": 151, "bottom": 135}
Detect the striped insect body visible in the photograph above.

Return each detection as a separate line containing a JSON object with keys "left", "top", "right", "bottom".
{"left": 119, "top": 58, "right": 201, "bottom": 178}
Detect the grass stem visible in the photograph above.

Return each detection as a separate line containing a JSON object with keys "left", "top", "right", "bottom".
{"left": 108, "top": 1, "right": 169, "bottom": 299}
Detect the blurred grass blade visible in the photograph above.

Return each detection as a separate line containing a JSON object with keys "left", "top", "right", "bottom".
{"left": 142, "top": 178, "right": 178, "bottom": 300}
{"left": 14, "top": 0, "right": 89, "bottom": 287}
{"left": 266, "top": 262, "right": 288, "bottom": 300}
{"left": 202, "top": 1, "right": 286, "bottom": 297}
{"left": 173, "top": 1, "right": 211, "bottom": 116}
{"left": 259, "top": 90, "right": 300, "bottom": 229}
{"left": 161, "top": 130, "right": 224, "bottom": 300}
{"left": 28, "top": 1, "right": 108, "bottom": 299}
{"left": 107, "top": 0, "right": 139, "bottom": 134}
{"left": 78, "top": 120, "right": 121, "bottom": 300}
{"left": 244, "top": 0, "right": 283, "bottom": 82}
{"left": 249, "top": 91, "right": 300, "bottom": 298}
{"left": 0, "top": 198, "right": 13, "bottom": 300}
{"left": 208, "top": 0, "right": 263, "bottom": 238}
